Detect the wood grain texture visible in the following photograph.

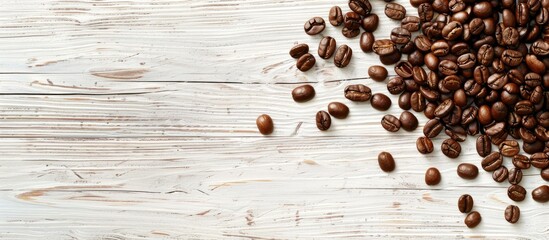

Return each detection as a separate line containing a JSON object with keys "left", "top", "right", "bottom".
{"left": 0, "top": 0, "right": 548, "bottom": 239}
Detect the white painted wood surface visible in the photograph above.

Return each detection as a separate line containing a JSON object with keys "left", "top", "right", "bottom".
{"left": 0, "top": 0, "right": 547, "bottom": 239}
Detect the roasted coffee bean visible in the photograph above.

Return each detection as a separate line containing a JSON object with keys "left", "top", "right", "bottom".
{"left": 508, "top": 184, "right": 527, "bottom": 201}
{"left": 445, "top": 125, "right": 467, "bottom": 142}
{"left": 360, "top": 32, "right": 375, "bottom": 53}
{"left": 328, "top": 102, "right": 349, "bottom": 119}
{"left": 368, "top": 65, "right": 388, "bottom": 82}
{"left": 304, "top": 17, "right": 325, "bottom": 35}
{"left": 524, "top": 141, "right": 545, "bottom": 154}
{"left": 482, "top": 152, "right": 503, "bottom": 171}
{"left": 520, "top": 127, "right": 538, "bottom": 143}
{"left": 478, "top": 105, "right": 493, "bottom": 125}
{"left": 531, "top": 39, "right": 549, "bottom": 56}
{"left": 473, "top": 1, "right": 492, "bottom": 18}
{"left": 345, "top": 84, "right": 372, "bottom": 102}
{"left": 487, "top": 73, "right": 507, "bottom": 90}
{"left": 435, "top": 99, "right": 455, "bottom": 118}
{"left": 526, "top": 55, "right": 546, "bottom": 75}
{"left": 408, "top": 50, "right": 425, "bottom": 66}
{"left": 442, "top": 75, "right": 462, "bottom": 91}
{"left": 410, "top": 0, "right": 430, "bottom": 7}
{"left": 490, "top": 102, "right": 508, "bottom": 122}
{"left": 457, "top": 163, "right": 479, "bottom": 179}
{"left": 342, "top": 27, "right": 360, "bottom": 38}
{"left": 469, "top": 18, "right": 485, "bottom": 35}
{"left": 522, "top": 115, "right": 538, "bottom": 129}
{"left": 458, "top": 194, "right": 474, "bottom": 213}
{"left": 371, "top": 93, "right": 392, "bottom": 111}
{"left": 452, "top": 11, "right": 469, "bottom": 24}
{"left": 413, "top": 68, "right": 428, "bottom": 86}
{"left": 334, "top": 45, "right": 352, "bottom": 68}
{"left": 378, "top": 152, "right": 396, "bottom": 172}
{"left": 380, "top": 50, "right": 402, "bottom": 65}
{"left": 349, "top": 0, "right": 372, "bottom": 16}
{"left": 502, "top": 27, "right": 519, "bottom": 47}
{"left": 485, "top": 122, "right": 505, "bottom": 137}
{"left": 344, "top": 12, "right": 361, "bottom": 29}
{"left": 453, "top": 89, "right": 467, "bottom": 107}
{"left": 442, "top": 21, "right": 463, "bottom": 40}
{"left": 423, "top": 118, "right": 444, "bottom": 138}
{"left": 531, "top": 152, "right": 549, "bottom": 169}
{"left": 425, "top": 167, "right": 441, "bottom": 185}
{"left": 477, "top": 44, "right": 495, "bottom": 66}
{"left": 400, "top": 41, "right": 416, "bottom": 54}
{"left": 457, "top": 53, "right": 476, "bottom": 69}
{"left": 296, "top": 53, "right": 316, "bottom": 72}
{"left": 415, "top": 35, "right": 433, "bottom": 52}
{"left": 289, "top": 44, "right": 309, "bottom": 58}
{"left": 501, "top": 49, "right": 523, "bottom": 67}
{"left": 424, "top": 103, "right": 437, "bottom": 119}
{"left": 439, "top": 60, "right": 459, "bottom": 76}
{"left": 387, "top": 77, "right": 406, "bottom": 95}
{"left": 401, "top": 16, "right": 421, "bottom": 32}
{"left": 542, "top": 168, "right": 549, "bottom": 181}
{"left": 361, "top": 14, "right": 379, "bottom": 32}
{"left": 513, "top": 155, "right": 531, "bottom": 169}
{"left": 329, "top": 6, "right": 344, "bottom": 26}
{"left": 411, "top": 91, "right": 426, "bottom": 112}
{"left": 508, "top": 168, "right": 523, "bottom": 185}
{"left": 256, "top": 114, "right": 274, "bottom": 135}
{"left": 373, "top": 39, "right": 396, "bottom": 56}
{"left": 318, "top": 36, "right": 336, "bottom": 59}
{"left": 399, "top": 92, "right": 412, "bottom": 110}
{"left": 292, "top": 84, "right": 315, "bottom": 102}
{"left": 418, "top": 3, "right": 434, "bottom": 22}
{"left": 381, "top": 114, "right": 401, "bottom": 132}
{"left": 400, "top": 111, "right": 418, "bottom": 131}
{"left": 442, "top": 138, "right": 461, "bottom": 158}
{"left": 464, "top": 211, "right": 481, "bottom": 228}
{"left": 493, "top": 166, "right": 509, "bottom": 182}
{"left": 461, "top": 106, "right": 478, "bottom": 125}
{"left": 505, "top": 205, "right": 520, "bottom": 224}
{"left": 391, "top": 27, "right": 411, "bottom": 45}
{"left": 499, "top": 140, "right": 520, "bottom": 157}
{"left": 395, "top": 61, "right": 413, "bottom": 78}
{"left": 405, "top": 79, "right": 420, "bottom": 92}
{"left": 516, "top": 3, "right": 529, "bottom": 27}
{"left": 316, "top": 111, "right": 331, "bottom": 131}
{"left": 385, "top": 3, "right": 406, "bottom": 20}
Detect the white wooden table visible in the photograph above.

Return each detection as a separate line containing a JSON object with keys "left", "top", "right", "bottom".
{"left": 1, "top": 0, "right": 547, "bottom": 239}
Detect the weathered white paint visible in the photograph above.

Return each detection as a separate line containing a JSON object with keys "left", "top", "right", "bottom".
{"left": 0, "top": 0, "right": 547, "bottom": 239}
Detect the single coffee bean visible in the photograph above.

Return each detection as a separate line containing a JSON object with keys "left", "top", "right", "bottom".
{"left": 400, "top": 111, "right": 418, "bottom": 131}
{"left": 289, "top": 44, "right": 309, "bottom": 58}
{"left": 505, "top": 205, "right": 520, "bottom": 224}
{"left": 438, "top": 60, "right": 459, "bottom": 76}
{"left": 342, "top": 27, "right": 360, "bottom": 38}
{"left": 329, "top": 6, "right": 344, "bottom": 26}
{"left": 424, "top": 103, "right": 437, "bottom": 119}
{"left": 408, "top": 51, "right": 425, "bottom": 66}
{"left": 416, "top": 35, "right": 433, "bottom": 52}
{"left": 508, "top": 168, "right": 523, "bottom": 185}
{"left": 464, "top": 211, "right": 481, "bottom": 228}
{"left": 515, "top": 100, "right": 534, "bottom": 115}
{"left": 431, "top": 40, "right": 450, "bottom": 57}
{"left": 524, "top": 141, "right": 545, "bottom": 154}
{"left": 379, "top": 50, "right": 402, "bottom": 65}
{"left": 498, "top": 140, "right": 520, "bottom": 157}
{"left": 445, "top": 125, "right": 467, "bottom": 142}
{"left": 473, "top": 1, "right": 492, "bottom": 18}
{"left": 318, "top": 36, "right": 336, "bottom": 59}
{"left": 345, "top": 84, "right": 372, "bottom": 102}
{"left": 532, "top": 185, "right": 549, "bottom": 202}
{"left": 349, "top": 0, "right": 372, "bottom": 16}
{"left": 387, "top": 77, "right": 405, "bottom": 94}
{"left": 371, "top": 93, "right": 392, "bottom": 111}
{"left": 457, "top": 163, "right": 479, "bottom": 179}
{"left": 501, "top": 49, "right": 523, "bottom": 67}
{"left": 410, "top": 0, "right": 430, "bottom": 7}
{"left": 493, "top": 166, "right": 509, "bottom": 182}
{"left": 418, "top": 3, "right": 434, "bottom": 22}
{"left": 334, "top": 45, "right": 352, "bottom": 68}
{"left": 482, "top": 152, "right": 503, "bottom": 171}
{"left": 432, "top": 0, "right": 450, "bottom": 13}
{"left": 378, "top": 152, "right": 396, "bottom": 172}
{"left": 401, "top": 16, "right": 420, "bottom": 32}
{"left": 513, "top": 155, "right": 531, "bottom": 169}
{"left": 395, "top": 61, "right": 413, "bottom": 78}
{"left": 361, "top": 14, "right": 379, "bottom": 32}
{"left": 461, "top": 106, "right": 478, "bottom": 125}
{"left": 411, "top": 91, "right": 426, "bottom": 112}
{"left": 373, "top": 39, "right": 396, "bottom": 56}
{"left": 316, "top": 111, "right": 331, "bottom": 131}
{"left": 256, "top": 114, "right": 274, "bottom": 135}
{"left": 360, "top": 32, "right": 375, "bottom": 53}
{"left": 328, "top": 102, "right": 349, "bottom": 119}
{"left": 391, "top": 27, "right": 411, "bottom": 45}
{"left": 304, "top": 17, "right": 325, "bottom": 35}
{"left": 435, "top": 99, "right": 455, "bottom": 118}
{"left": 292, "top": 84, "right": 315, "bottom": 102}
{"left": 542, "top": 168, "right": 549, "bottom": 181}
{"left": 442, "top": 21, "right": 463, "bottom": 40}
{"left": 400, "top": 41, "right": 416, "bottom": 54}
{"left": 508, "top": 184, "right": 527, "bottom": 202}
{"left": 425, "top": 167, "right": 441, "bottom": 185}
{"left": 423, "top": 118, "right": 444, "bottom": 138}
{"left": 531, "top": 152, "right": 549, "bottom": 169}
{"left": 399, "top": 92, "right": 412, "bottom": 110}
{"left": 458, "top": 194, "right": 474, "bottom": 213}
{"left": 381, "top": 114, "right": 401, "bottom": 132}
{"left": 417, "top": 136, "right": 434, "bottom": 154}
{"left": 441, "top": 138, "right": 461, "bottom": 158}
{"left": 413, "top": 68, "right": 428, "bottom": 86}
{"left": 368, "top": 65, "right": 388, "bottom": 82}
{"left": 344, "top": 11, "right": 361, "bottom": 29}
{"left": 296, "top": 53, "right": 316, "bottom": 72}
{"left": 385, "top": 3, "right": 406, "bottom": 20}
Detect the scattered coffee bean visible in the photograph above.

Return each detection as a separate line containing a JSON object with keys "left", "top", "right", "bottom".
{"left": 481, "top": 152, "right": 503, "bottom": 171}
{"left": 385, "top": 3, "right": 406, "bottom": 20}
{"left": 373, "top": 39, "right": 396, "bottom": 56}
{"left": 542, "top": 168, "right": 549, "bottom": 181}
{"left": 442, "top": 138, "right": 461, "bottom": 158}
{"left": 532, "top": 185, "right": 549, "bottom": 202}
{"left": 328, "top": 102, "right": 349, "bottom": 119}
{"left": 334, "top": 45, "right": 352, "bottom": 68}
{"left": 425, "top": 167, "right": 441, "bottom": 185}
{"left": 349, "top": 0, "right": 372, "bottom": 16}
{"left": 289, "top": 43, "right": 309, "bottom": 58}
{"left": 368, "top": 65, "right": 388, "bottom": 82}
{"left": 361, "top": 14, "right": 379, "bottom": 32}
{"left": 508, "top": 168, "right": 523, "bottom": 185}
{"left": 400, "top": 111, "right": 418, "bottom": 131}
{"left": 316, "top": 111, "right": 331, "bottom": 131}
{"left": 371, "top": 93, "right": 392, "bottom": 111}
{"left": 492, "top": 166, "right": 509, "bottom": 183}
{"left": 458, "top": 194, "right": 474, "bottom": 213}
{"left": 499, "top": 140, "right": 520, "bottom": 157}
{"left": 345, "top": 84, "right": 372, "bottom": 102}
{"left": 318, "top": 36, "right": 336, "bottom": 59}
{"left": 378, "top": 152, "right": 396, "bottom": 172}
{"left": 381, "top": 114, "right": 401, "bottom": 132}
{"left": 291, "top": 85, "right": 315, "bottom": 102}
{"left": 531, "top": 152, "right": 549, "bottom": 169}
{"left": 512, "top": 154, "right": 531, "bottom": 169}
{"left": 457, "top": 163, "right": 478, "bottom": 179}
{"left": 505, "top": 205, "right": 520, "bottom": 224}
{"left": 296, "top": 53, "right": 315, "bottom": 72}
{"left": 329, "top": 6, "right": 344, "bottom": 26}
{"left": 416, "top": 136, "right": 434, "bottom": 154}
{"left": 360, "top": 32, "right": 375, "bottom": 52}
{"left": 256, "top": 114, "right": 274, "bottom": 135}
{"left": 508, "top": 184, "right": 527, "bottom": 202}
{"left": 464, "top": 211, "right": 481, "bottom": 228}
{"left": 423, "top": 118, "right": 444, "bottom": 138}
{"left": 304, "top": 17, "right": 325, "bottom": 35}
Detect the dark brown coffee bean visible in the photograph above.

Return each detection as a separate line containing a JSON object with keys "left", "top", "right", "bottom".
{"left": 371, "top": 93, "right": 392, "bottom": 111}
{"left": 424, "top": 103, "right": 437, "bottom": 119}
{"left": 292, "top": 85, "right": 315, "bottom": 102}
{"left": 328, "top": 102, "right": 349, "bottom": 119}
{"left": 477, "top": 44, "right": 495, "bottom": 66}
{"left": 542, "top": 168, "right": 549, "bottom": 181}
{"left": 329, "top": 6, "right": 344, "bottom": 26}
{"left": 520, "top": 127, "right": 537, "bottom": 143}
{"left": 524, "top": 141, "right": 545, "bottom": 154}
{"left": 379, "top": 50, "right": 402, "bottom": 65}
{"left": 408, "top": 50, "right": 425, "bottom": 66}
{"left": 468, "top": 18, "right": 485, "bottom": 35}
{"left": 381, "top": 114, "right": 401, "bottom": 132}
{"left": 499, "top": 140, "right": 520, "bottom": 157}
{"left": 378, "top": 152, "right": 396, "bottom": 172}
{"left": 387, "top": 77, "right": 405, "bottom": 95}
{"left": 482, "top": 152, "right": 503, "bottom": 171}
{"left": 515, "top": 100, "right": 534, "bottom": 116}
{"left": 457, "top": 163, "right": 479, "bottom": 179}
{"left": 458, "top": 194, "right": 474, "bottom": 213}
{"left": 478, "top": 105, "right": 493, "bottom": 125}
{"left": 439, "top": 60, "right": 459, "bottom": 76}
{"left": 349, "top": 0, "right": 372, "bottom": 16}
{"left": 526, "top": 54, "right": 547, "bottom": 75}
{"left": 469, "top": 122, "right": 480, "bottom": 136}
{"left": 512, "top": 155, "right": 531, "bottom": 169}
{"left": 487, "top": 73, "right": 507, "bottom": 91}
{"left": 316, "top": 111, "right": 331, "bottom": 131}
{"left": 502, "top": 49, "right": 523, "bottom": 67}
{"left": 401, "top": 16, "right": 420, "bottom": 32}
{"left": 289, "top": 44, "right": 309, "bottom": 58}
{"left": 464, "top": 211, "right": 481, "bottom": 228}
{"left": 256, "top": 114, "right": 274, "bottom": 135}
{"left": 441, "top": 138, "right": 461, "bottom": 158}
{"left": 318, "top": 36, "right": 336, "bottom": 59}
{"left": 296, "top": 53, "right": 316, "bottom": 72}
{"left": 442, "top": 75, "right": 462, "bottom": 91}
{"left": 435, "top": 99, "right": 455, "bottom": 118}
{"left": 516, "top": 2, "right": 529, "bottom": 27}
{"left": 490, "top": 102, "right": 508, "bottom": 122}
{"left": 423, "top": 118, "right": 444, "bottom": 138}
{"left": 385, "top": 3, "right": 406, "bottom": 20}
{"left": 473, "top": 1, "right": 492, "bottom": 18}
{"left": 445, "top": 125, "right": 467, "bottom": 142}
{"left": 395, "top": 61, "right": 413, "bottom": 78}
{"left": 461, "top": 106, "right": 478, "bottom": 125}
{"left": 361, "top": 14, "right": 379, "bottom": 32}
{"left": 508, "top": 168, "right": 523, "bottom": 185}
{"left": 531, "top": 39, "right": 549, "bottom": 56}
{"left": 334, "top": 45, "right": 352, "bottom": 68}
{"left": 400, "top": 111, "right": 418, "bottom": 131}
{"left": 485, "top": 122, "right": 505, "bottom": 137}
{"left": 360, "top": 32, "right": 375, "bottom": 53}
{"left": 344, "top": 84, "right": 371, "bottom": 102}
{"left": 410, "top": 0, "right": 430, "bottom": 7}
{"left": 373, "top": 39, "right": 396, "bottom": 56}
{"left": 416, "top": 136, "right": 434, "bottom": 154}
{"left": 391, "top": 27, "right": 411, "bottom": 45}
{"left": 411, "top": 91, "right": 426, "bottom": 112}
{"left": 442, "top": 21, "right": 463, "bottom": 40}
{"left": 304, "top": 17, "right": 325, "bottom": 35}
{"left": 405, "top": 79, "right": 420, "bottom": 92}
{"left": 343, "top": 12, "right": 361, "bottom": 30}
{"left": 457, "top": 53, "right": 476, "bottom": 69}
{"left": 413, "top": 69, "right": 428, "bottom": 87}
{"left": 400, "top": 41, "right": 416, "bottom": 54}
{"left": 502, "top": 27, "right": 520, "bottom": 47}
{"left": 425, "top": 167, "right": 441, "bottom": 185}
{"left": 368, "top": 65, "right": 388, "bottom": 82}
{"left": 505, "top": 205, "right": 520, "bottom": 224}
{"left": 418, "top": 3, "right": 434, "bottom": 22}
{"left": 342, "top": 27, "right": 360, "bottom": 38}
{"left": 531, "top": 152, "right": 549, "bottom": 169}
{"left": 399, "top": 92, "right": 412, "bottom": 110}
{"left": 508, "top": 184, "right": 527, "bottom": 201}
{"left": 493, "top": 166, "right": 509, "bottom": 182}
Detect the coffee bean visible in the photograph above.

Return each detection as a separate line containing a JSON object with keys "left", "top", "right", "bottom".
{"left": 442, "top": 21, "right": 463, "bottom": 40}
{"left": 416, "top": 35, "right": 434, "bottom": 52}
{"left": 532, "top": 185, "right": 549, "bottom": 202}
{"left": 349, "top": 0, "right": 372, "bottom": 16}
{"left": 318, "top": 36, "right": 336, "bottom": 59}
{"left": 329, "top": 6, "right": 344, "bottom": 26}
{"left": 445, "top": 125, "right": 467, "bottom": 142}
{"left": 400, "top": 111, "right": 418, "bottom": 131}
{"left": 381, "top": 114, "right": 401, "bottom": 132}
{"left": 464, "top": 211, "right": 481, "bottom": 228}
{"left": 473, "top": 1, "right": 492, "bottom": 18}
{"left": 417, "top": 136, "right": 434, "bottom": 154}
{"left": 385, "top": 3, "right": 406, "bottom": 20}
{"left": 292, "top": 85, "right": 315, "bottom": 102}
{"left": 342, "top": 27, "right": 360, "bottom": 38}
{"left": 438, "top": 60, "right": 459, "bottom": 76}
{"left": 361, "top": 14, "right": 379, "bottom": 32}
{"left": 508, "top": 184, "right": 527, "bottom": 201}
{"left": 458, "top": 194, "right": 474, "bottom": 213}
{"left": 328, "top": 102, "right": 349, "bottom": 119}
{"left": 395, "top": 61, "right": 413, "bottom": 78}
{"left": 391, "top": 27, "right": 411, "bottom": 45}
{"left": 399, "top": 92, "right": 412, "bottom": 110}
{"left": 360, "top": 32, "right": 375, "bottom": 53}
{"left": 371, "top": 93, "right": 392, "bottom": 111}
{"left": 304, "top": 17, "right": 325, "bottom": 35}
{"left": 414, "top": 68, "right": 428, "bottom": 86}
{"left": 542, "top": 168, "right": 549, "bottom": 181}
{"left": 344, "top": 12, "right": 361, "bottom": 29}
{"left": 316, "top": 111, "right": 331, "bottom": 131}
{"left": 431, "top": 40, "right": 450, "bottom": 57}
{"left": 457, "top": 163, "right": 479, "bottom": 179}
{"left": 492, "top": 166, "right": 509, "bottom": 182}
{"left": 423, "top": 118, "right": 444, "bottom": 138}
{"left": 411, "top": 91, "right": 426, "bottom": 112}
{"left": 482, "top": 152, "right": 503, "bottom": 171}
{"left": 505, "top": 205, "right": 520, "bottom": 224}
{"left": 378, "top": 152, "right": 396, "bottom": 172}
{"left": 345, "top": 84, "right": 372, "bottom": 102}
{"left": 435, "top": 99, "right": 455, "bottom": 118}
{"left": 531, "top": 152, "right": 549, "bottom": 169}
{"left": 373, "top": 39, "right": 396, "bottom": 56}
{"left": 387, "top": 77, "right": 405, "bottom": 95}
{"left": 524, "top": 141, "right": 545, "bottom": 154}
{"left": 256, "top": 114, "right": 274, "bottom": 135}
{"left": 296, "top": 53, "right": 316, "bottom": 72}
{"left": 512, "top": 154, "right": 531, "bottom": 169}
{"left": 508, "top": 168, "right": 523, "bottom": 185}
{"left": 418, "top": 3, "right": 434, "bottom": 22}
{"left": 289, "top": 44, "right": 309, "bottom": 58}
{"left": 408, "top": 51, "right": 425, "bottom": 66}
{"left": 380, "top": 50, "right": 402, "bottom": 65}
{"left": 497, "top": 140, "right": 519, "bottom": 157}
{"left": 502, "top": 49, "right": 523, "bottom": 67}
{"left": 334, "top": 45, "right": 352, "bottom": 68}
{"left": 441, "top": 138, "right": 461, "bottom": 158}
{"left": 402, "top": 16, "right": 421, "bottom": 32}
{"left": 368, "top": 65, "right": 388, "bottom": 82}
{"left": 425, "top": 167, "right": 441, "bottom": 185}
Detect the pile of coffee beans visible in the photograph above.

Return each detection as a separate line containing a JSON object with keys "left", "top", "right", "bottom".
{"left": 257, "top": 0, "right": 549, "bottom": 228}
